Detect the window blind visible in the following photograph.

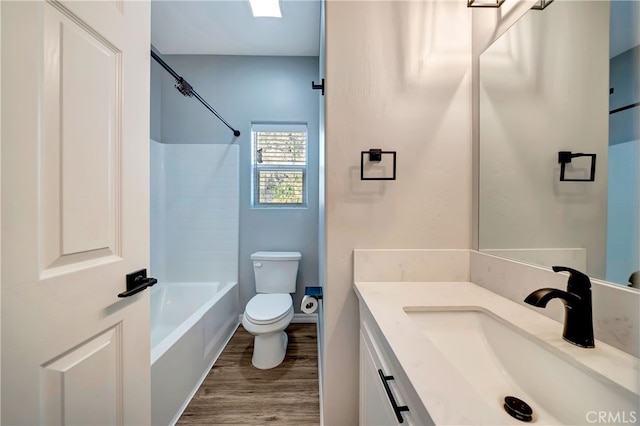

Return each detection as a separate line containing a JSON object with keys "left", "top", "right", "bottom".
{"left": 255, "top": 131, "right": 307, "bottom": 165}
{"left": 252, "top": 125, "right": 308, "bottom": 206}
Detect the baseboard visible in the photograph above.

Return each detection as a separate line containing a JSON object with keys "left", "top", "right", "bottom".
{"left": 237, "top": 313, "right": 318, "bottom": 324}
{"left": 292, "top": 313, "right": 318, "bottom": 323}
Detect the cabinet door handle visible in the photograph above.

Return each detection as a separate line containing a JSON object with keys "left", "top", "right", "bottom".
{"left": 378, "top": 369, "right": 410, "bottom": 423}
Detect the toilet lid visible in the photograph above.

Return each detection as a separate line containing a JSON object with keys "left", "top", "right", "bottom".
{"left": 245, "top": 294, "right": 293, "bottom": 324}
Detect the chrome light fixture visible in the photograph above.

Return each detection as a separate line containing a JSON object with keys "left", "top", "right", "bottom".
{"left": 467, "top": 0, "right": 505, "bottom": 7}
{"left": 249, "top": 0, "right": 282, "bottom": 17}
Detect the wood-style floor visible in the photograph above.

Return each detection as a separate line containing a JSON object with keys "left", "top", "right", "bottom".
{"left": 177, "top": 323, "right": 320, "bottom": 425}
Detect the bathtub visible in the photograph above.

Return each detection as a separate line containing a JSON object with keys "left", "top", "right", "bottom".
{"left": 150, "top": 281, "right": 239, "bottom": 426}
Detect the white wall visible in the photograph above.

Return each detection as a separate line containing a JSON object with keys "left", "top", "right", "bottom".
{"left": 477, "top": 1, "right": 610, "bottom": 279}
{"left": 0, "top": 3, "right": 3, "bottom": 416}
{"left": 154, "top": 55, "right": 320, "bottom": 313}
{"left": 150, "top": 141, "right": 239, "bottom": 284}
{"left": 316, "top": 0, "right": 326, "bottom": 421}
{"left": 324, "top": 2, "right": 472, "bottom": 423}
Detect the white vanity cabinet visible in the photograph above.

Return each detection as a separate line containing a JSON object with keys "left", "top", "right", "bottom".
{"left": 359, "top": 304, "right": 433, "bottom": 426}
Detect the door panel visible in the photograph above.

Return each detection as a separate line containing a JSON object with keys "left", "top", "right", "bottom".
{"left": 41, "top": 324, "right": 122, "bottom": 425}
{"left": 59, "top": 11, "right": 116, "bottom": 255}
{"left": 1, "top": 1, "right": 151, "bottom": 424}
{"left": 41, "top": 3, "right": 122, "bottom": 275}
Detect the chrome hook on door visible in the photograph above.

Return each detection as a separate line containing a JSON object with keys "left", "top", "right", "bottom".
{"left": 118, "top": 269, "right": 157, "bottom": 298}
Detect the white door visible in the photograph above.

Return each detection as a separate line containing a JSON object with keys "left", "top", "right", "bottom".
{"left": 1, "top": 1, "right": 151, "bottom": 424}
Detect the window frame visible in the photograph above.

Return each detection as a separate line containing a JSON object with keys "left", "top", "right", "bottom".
{"left": 250, "top": 123, "right": 309, "bottom": 208}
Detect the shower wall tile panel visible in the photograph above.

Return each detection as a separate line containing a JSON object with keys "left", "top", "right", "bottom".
{"left": 150, "top": 140, "right": 166, "bottom": 279}
{"left": 151, "top": 140, "right": 239, "bottom": 284}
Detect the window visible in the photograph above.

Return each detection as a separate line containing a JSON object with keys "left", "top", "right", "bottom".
{"left": 251, "top": 123, "right": 308, "bottom": 207}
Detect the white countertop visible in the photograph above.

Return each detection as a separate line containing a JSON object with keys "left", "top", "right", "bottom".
{"left": 354, "top": 281, "right": 640, "bottom": 425}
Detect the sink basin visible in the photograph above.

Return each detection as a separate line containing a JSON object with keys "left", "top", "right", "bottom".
{"left": 404, "top": 307, "right": 639, "bottom": 425}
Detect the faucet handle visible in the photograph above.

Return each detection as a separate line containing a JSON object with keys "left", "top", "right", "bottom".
{"left": 552, "top": 266, "right": 591, "bottom": 293}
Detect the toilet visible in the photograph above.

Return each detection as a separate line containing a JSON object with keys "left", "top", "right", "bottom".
{"left": 242, "top": 251, "right": 301, "bottom": 369}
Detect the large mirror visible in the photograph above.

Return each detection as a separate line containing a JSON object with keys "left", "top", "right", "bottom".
{"left": 479, "top": 0, "right": 639, "bottom": 288}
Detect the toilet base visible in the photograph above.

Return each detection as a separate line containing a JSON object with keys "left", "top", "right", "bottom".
{"left": 252, "top": 331, "right": 288, "bottom": 369}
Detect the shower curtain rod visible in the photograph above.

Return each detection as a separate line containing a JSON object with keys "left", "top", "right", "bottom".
{"left": 151, "top": 50, "right": 241, "bottom": 137}
{"left": 609, "top": 102, "right": 639, "bottom": 115}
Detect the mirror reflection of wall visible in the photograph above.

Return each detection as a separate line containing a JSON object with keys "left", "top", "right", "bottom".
{"left": 607, "top": 0, "right": 640, "bottom": 287}
{"left": 479, "top": 0, "right": 639, "bottom": 288}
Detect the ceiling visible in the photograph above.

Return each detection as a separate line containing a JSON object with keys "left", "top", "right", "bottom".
{"left": 152, "top": 0, "right": 636, "bottom": 58}
{"left": 151, "top": 0, "right": 321, "bottom": 56}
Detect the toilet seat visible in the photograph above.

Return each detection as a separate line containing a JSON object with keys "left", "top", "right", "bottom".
{"left": 244, "top": 294, "right": 293, "bottom": 325}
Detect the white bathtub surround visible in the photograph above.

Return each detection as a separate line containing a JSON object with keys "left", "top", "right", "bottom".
{"left": 149, "top": 141, "right": 240, "bottom": 424}
{"left": 471, "top": 251, "right": 640, "bottom": 357}
{"left": 151, "top": 282, "right": 239, "bottom": 426}
{"left": 354, "top": 280, "right": 639, "bottom": 425}
{"left": 150, "top": 140, "right": 239, "bottom": 283}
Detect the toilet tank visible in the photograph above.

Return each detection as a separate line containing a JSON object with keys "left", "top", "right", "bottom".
{"left": 251, "top": 251, "right": 302, "bottom": 293}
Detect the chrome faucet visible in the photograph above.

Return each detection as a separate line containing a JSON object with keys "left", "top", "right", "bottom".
{"left": 524, "top": 266, "right": 595, "bottom": 348}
